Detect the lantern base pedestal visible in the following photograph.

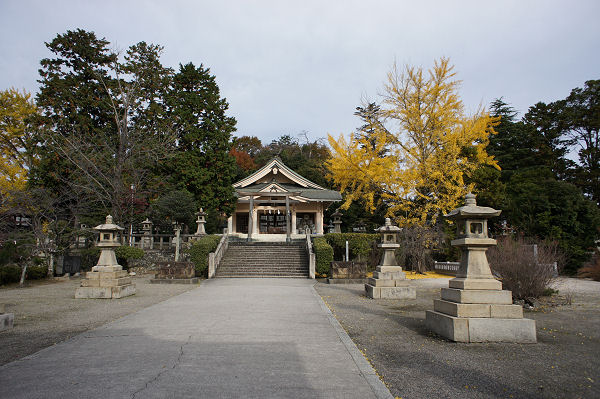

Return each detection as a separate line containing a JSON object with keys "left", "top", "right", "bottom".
{"left": 425, "top": 310, "right": 536, "bottom": 343}
{"left": 75, "top": 266, "right": 136, "bottom": 299}
{"left": 365, "top": 266, "right": 416, "bottom": 299}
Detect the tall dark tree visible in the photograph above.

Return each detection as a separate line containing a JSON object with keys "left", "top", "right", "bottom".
{"left": 559, "top": 80, "right": 600, "bottom": 204}
{"left": 31, "top": 29, "right": 175, "bottom": 224}
{"left": 167, "top": 62, "right": 237, "bottom": 215}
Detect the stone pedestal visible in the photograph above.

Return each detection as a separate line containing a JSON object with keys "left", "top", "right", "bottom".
{"left": 426, "top": 193, "right": 536, "bottom": 343}
{"left": 0, "top": 304, "right": 14, "bottom": 331}
{"left": 365, "top": 265, "right": 416, "bottom": 299}
{"left": 75, "top": 266, "right": 136, "bottom": 299}
{"left": 365, "top": 218, "right": 416, "bottom": 300}
{"left": 426, "top": 278, "right": 536, "bottom": 343}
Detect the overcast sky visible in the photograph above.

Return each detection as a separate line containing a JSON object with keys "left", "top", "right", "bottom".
{"left": 1, "top": 0, "right": 599, "bottom": 144}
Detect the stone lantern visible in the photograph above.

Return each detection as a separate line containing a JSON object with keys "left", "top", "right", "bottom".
{"left": 331, "top": 209, "right": 343, "bottom": 233}
{"left": 365, "top": 218, "right": 415, "bottom": 299}
{"left": 75, "top": 215, "right": 136, "bottom": 299}
{"left": 426, "top": 193, "right": 536, "bottom": 343}
{"left": 195, "top": 208, "right": 207, "bottom": 236}
{"left": 141, "top": 218, "right": 153, "bottom": 249}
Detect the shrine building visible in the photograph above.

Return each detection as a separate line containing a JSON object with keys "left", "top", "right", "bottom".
{"left": 227, "top": 157, "right": 342, "bottom": 238}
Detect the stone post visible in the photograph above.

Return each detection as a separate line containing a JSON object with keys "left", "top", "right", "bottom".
{"left": 365, "top": 218, "right": 416, "bottom": 299}
{"left": 425, "top": 193, "right": 536, "bottom": 343}
{"left": 173, "top": 222, "right": 182, "bottom": 262}
{"left": 286, "top": 195, "right": 291, "bottom": 243}
{"left": 75, "top": 215, "right": 136, "bottom": 299}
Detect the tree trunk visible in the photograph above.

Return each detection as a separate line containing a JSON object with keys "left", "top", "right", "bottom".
{"left": 19, "top": 264, "right": 28, "bottom": 287}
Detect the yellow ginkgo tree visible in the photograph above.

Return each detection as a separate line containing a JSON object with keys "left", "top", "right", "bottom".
{"left": 327, "top": 58, "right": 499, "bottom": 226}
{"left": 0, "top": 88, "right": 38, "bottom": 198}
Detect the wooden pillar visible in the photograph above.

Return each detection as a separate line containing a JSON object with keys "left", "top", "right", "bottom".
{"left": 286, "top": 195, "right": 291, "bottom": 243}
{"left": 248, "top": 196, "right": 254, "bottom": 241}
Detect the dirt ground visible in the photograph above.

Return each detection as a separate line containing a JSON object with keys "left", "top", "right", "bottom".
{"left": 315, "top": 277, "right": 600, "bottom": 399}
{"left": 0, "top": 275, "right": 196, "bottom": 366}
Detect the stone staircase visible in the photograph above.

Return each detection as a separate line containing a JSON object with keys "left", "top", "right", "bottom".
{"left": 216, "top": 241, "right": 308, "bottom": 278}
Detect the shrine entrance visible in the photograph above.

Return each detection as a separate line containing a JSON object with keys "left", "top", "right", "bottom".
{"left": 259, "top": 209, "right": 287, "bottom": 234}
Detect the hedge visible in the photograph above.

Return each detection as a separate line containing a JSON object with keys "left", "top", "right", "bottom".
{"left": 313, "top": 236, "right": 334, "bottom": 277}
{"left": 187, "top": 235, "right": 222, "bottom": 277}
{"left": 324, "top": 233, "right": 379, "bottom": 261}
{"left": 0, "top": 264, "right": 47, "bottom": 285}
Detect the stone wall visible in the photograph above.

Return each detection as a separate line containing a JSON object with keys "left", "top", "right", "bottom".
{"left": 129, "top": 249, "right": 190, "bottom": 274}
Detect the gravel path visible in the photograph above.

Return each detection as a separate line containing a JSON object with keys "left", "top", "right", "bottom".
{"left": 0, "top": 275, "right": 196, "bottom": 366}
{"left": 315, "top": 278, "right": 600, "bottom": 399}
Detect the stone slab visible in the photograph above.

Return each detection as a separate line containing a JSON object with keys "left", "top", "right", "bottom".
{"left": 373, "top": 271, "right": 406, "bottom": 280}
{"left": 99, "top": 270, "right": 129, "bottom": 279}
{"left": 0, "top": 313, "right": 14, "bottom": 331}
{"left": 376, "top": 266, "right": 404, "bottom": 273}
{"left": 98, "top": 277, "right": 131, "bottom": 287}
{"left": 468, "top": 317, "right": 536, "bottom": 343}
{"left": 425, "top": 310, "right": 469, "bottom": 342}
{"left": 449, "top": 278, "right": 502, "bottom": 290}
{"left": 434, "top": 300, "right": 491, "bottom": 318}
{"left": 367, "top": 278, "right": 396, "bottom": 287}
{"left": 111, "top": 284, "right": 136, "bottom": 298}
{"left": 91, "top": 265, "right": 123, "bottom": 273}
{"left": 150, "top": 278, "right": 199, "bottom": 284}
{"left": 75, "top": 286, "right": 112, "bottom": 299}
{"left": 80, "top": 279, "right": 100, "bottom": 287}
{"left": 441, "top": 288, "right": 513, "bottom": 304}
{"left": 0, "top": 303, "right": 6, "bottom": 313}
{"left": 426, "top": 311, "right": 536, "bottom": 343}
{"left": 365, "top": 284, "right": 416, "bottom": 299}
{"left": 490, "top": 304, "right": 523, "bottom": 319}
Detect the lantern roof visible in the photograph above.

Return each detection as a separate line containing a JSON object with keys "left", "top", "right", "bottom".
{"left": 332, "top": 208, "right": 343, "bottom": 217}
{"left": 94, "top": 215, "right": 124, "bottom": 232}
{"left": 376, "top": 218, "right": 401, "bottom": 233}
{"left": 445, "top": 193, "right": 501, "bottom": 220}
{"left": 196, "top": 208, "right": 207, "bottom": 216}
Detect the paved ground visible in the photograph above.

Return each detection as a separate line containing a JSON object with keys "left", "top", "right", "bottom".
{"left": 0, "top": 278, "right": 391, "bottom": 399}
{"left": 315, "top": 277, "right": 600, "bottom": 399}
{"left": 0, "top": 275, "right": 196, "bottom": 366}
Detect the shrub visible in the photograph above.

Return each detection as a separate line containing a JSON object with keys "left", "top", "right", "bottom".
{"left": 324, "top": 233, "right": 378, "bottom": 262}
{"left": 26, "top": 264, "right": 48, "bottom": 280}
{"left": 187, "top": 235, "right": 222, "bottom": 277}
{"left": 0, "top": 264, "right": 21, "bottom": 285}
{"left": 79, "top": 247, "right": 101, "bottom": 270}
{"left": 488, "top": 236, "right": 562, "bottom": 300}
{"left": 313, "top": 236, "right": 334, "bottom": 276}
{"left": 115, "top": 246, "right": 145, "bottom": 268}
{"left": 578, "top": 250, "right": 600, "bottom": 281}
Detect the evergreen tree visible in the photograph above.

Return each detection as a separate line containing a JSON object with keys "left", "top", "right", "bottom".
{"left": 167, "top": 62, "right": 237, "bottom": 215}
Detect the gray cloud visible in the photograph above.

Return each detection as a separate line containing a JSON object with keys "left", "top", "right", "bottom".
{"left": 1, "top": 0, "right": 599, "bottom": 143}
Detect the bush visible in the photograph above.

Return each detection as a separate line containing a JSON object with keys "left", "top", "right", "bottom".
{"left": 313, "top": 236, "right": 334, "bottom": 276}
{"left": 578, "top": 250, "right": 600, "bottom": 281}
{"left": 79, "top": 247, "right": 101, "bottom": 270}
{"left": 0, "top": 264, "right": 21, "bottom": 285}
{"left": 26, "top": 264, "right": 47, "bottom": 280}
{"left": 187, "top": 235, "right": 222, "bottom": 277}
{"left": 115, "top": 246, "right": 144, "bottom": 268}
{"left": 324, "top": 233, "right": 378, "bottom": 261}
{"left": 488, "top": 236, "right": 562, "bottom": 300}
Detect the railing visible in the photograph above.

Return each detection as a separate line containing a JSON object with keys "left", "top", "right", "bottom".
{"left": 120, "top": 233, "right": 201, "bottom": 250}
{"left": 306, "top": 231, "right": 316, "bottom": 279}
{"left": 434, "top": 261, "right": 460, "bottom": 276}
{"left": 208, "top": 228, "right": 229, "bottom": 279}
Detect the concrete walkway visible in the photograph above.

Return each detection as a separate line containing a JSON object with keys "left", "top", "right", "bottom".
{"left": 0, "top": 279, "right": 392, "bottom": 399}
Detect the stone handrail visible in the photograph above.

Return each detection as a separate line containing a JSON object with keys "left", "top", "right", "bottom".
{"left": 434, "top": 261, "right": 460, "bottom": 276}
{"left": 208, "top": 229, "right": 229, "bottom": 279}
{"left": 306, "top": 232, "right": 316, "bottom": 279}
